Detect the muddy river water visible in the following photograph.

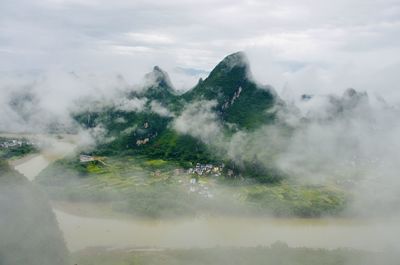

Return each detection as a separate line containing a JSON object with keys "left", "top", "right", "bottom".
{"left": 10, "top": 135, "right": 400, "bottom": 253}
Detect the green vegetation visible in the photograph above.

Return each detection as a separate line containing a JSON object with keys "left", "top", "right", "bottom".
{"left": 245, "top": 184, "right": 348, "bottom": 217}
{"left": 72, "top": 52, "right": 284, "bottom": 184}
{"left": 72, "top": 245, "right": 394, "bottom": 265}
{"left": 184, "top": 52, "right": 278, "bottom": 130}
{"left": 144, "top": 159, "right": 167, "bottom": 167}
{"left": 74, "top": 107, "right": 216, "bottom": 166}
{"left": 144, "top": 129, "right": 217, "bottom": 164}
{"left": 36, "top": 155, "right": 348, "bottom": 218}
{"left": 36, "top": 156, "right": 195, "bottom": 216}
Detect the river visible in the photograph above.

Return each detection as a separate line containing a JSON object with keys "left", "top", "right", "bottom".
{"left": 10, "top": 135, "right": 400, "bottom": 253}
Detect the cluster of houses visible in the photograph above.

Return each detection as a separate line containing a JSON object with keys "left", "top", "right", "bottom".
{"left": 0, "top": 138, "right": 37, "bottom": 149}
{"left": 187, "top": 163, "right": 224, "bottom": 177}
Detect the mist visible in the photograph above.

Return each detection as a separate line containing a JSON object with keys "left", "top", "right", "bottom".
{"left": 2, "top": 56, "right": 400, "bottom": 219}
{"left": 173, "top": 88, "right": 400, "bottom": 217}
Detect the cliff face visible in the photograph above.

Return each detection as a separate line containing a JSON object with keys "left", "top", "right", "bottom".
{"left": 0, "top": 159, "right": 69, "bottom": 265}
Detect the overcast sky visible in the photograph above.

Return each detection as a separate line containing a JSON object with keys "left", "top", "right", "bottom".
{"left": 1, "top": 0, "right": 400, "bottom": 99}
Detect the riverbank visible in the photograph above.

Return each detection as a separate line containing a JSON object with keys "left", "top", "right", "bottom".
{"left": 72, "top": 245, "right": 398, "bottom": 265}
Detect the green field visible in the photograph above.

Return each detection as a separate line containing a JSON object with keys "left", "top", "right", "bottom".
{"left": 36, "top": 155, "right": 348, "bottom": 218}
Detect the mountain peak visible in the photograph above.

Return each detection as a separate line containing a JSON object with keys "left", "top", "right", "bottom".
{"left": 153, "top": 65, "right": 164, "bottom": 73}
{"left": 145, "top": 66, "right": 173, "bottom": 89}
{"left": 342, "top": 88, "right": 369, "bottom": 109}
{"left": 183, "top": 51, "right": 277, "bottom": 129}
{"left": 141, "top": 66, "right": 176, "bottom": 101}
{"left": 220, "top": 51, "right": 248, "bottom": 68}
{"left": 207, "top": 51, "right": 251, "bottom": 81}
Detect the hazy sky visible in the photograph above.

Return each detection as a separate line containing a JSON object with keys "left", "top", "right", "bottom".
{"left": 1, "top": 0, "right": 400, "bottom": 97}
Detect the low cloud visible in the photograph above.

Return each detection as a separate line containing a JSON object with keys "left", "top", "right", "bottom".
{"left": 171, "top": 90, "right": 400, "bottom": 216}
{"left": 173, "top": 100, "right": 222, "bottom": 144}
{"left": 150, "top": 101, "right": 174, "bottom": 117}
{"left": 0, "top": 71, "right": 134, "bottom": 133}
{"left": 115, "top": 97, "right": 147, "bottom": 112}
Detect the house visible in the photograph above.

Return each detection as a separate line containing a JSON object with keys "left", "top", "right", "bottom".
{"left": 136, "top": 138, "right": 149, "bottom": 146}
{"left": 0, "top": 138, "right": 34, "bottom": 149}
{"left": 188, "top": 163, "right": 224, "bottom": 176}
{"left": 79, "top": 155, "right": 95, "bottom": 163}
{"left": 79, "top": 155, "right": 107, "bottom": 165}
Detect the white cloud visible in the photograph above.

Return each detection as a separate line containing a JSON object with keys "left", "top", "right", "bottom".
{"left": 114, "top": 98, "right": 147, "bottom": 112}
{"left": 0, "top": 71, "right": 134, "bottom": 132}
{"left": 173, "top": 100, "right": 222, "bottom": 144}
{"left": 150, "top": 101, "right": 174, "bottom": 117}
{"left": 124, "top": 32, "right": 175, "bottom": 45}
{"left": 0, "top": 0, "right": 399, "bottom": 100}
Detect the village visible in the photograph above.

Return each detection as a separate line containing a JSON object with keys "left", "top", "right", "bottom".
{"left": 0, "top": 138, "right": 38, "bottom": 149}
{"left": 187, "top": 163, "right": 224, "bottom": 177}
{"left": 184, "top": 163, "right": 226, "bottom": 199}
{"left": 78, "top": 154, "right": 223, "bottom": 200}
